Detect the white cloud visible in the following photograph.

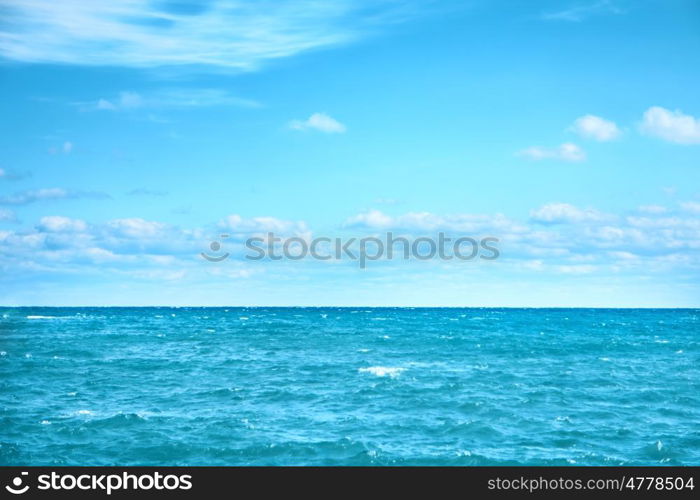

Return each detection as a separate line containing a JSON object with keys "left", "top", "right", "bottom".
{"left": 0, "top": 1, "right": 414, "bottom": 69}
{"left": 518, "top": 142, "right": 585, "bottom": 162}
{"left": 570, "top": 114, "right": 620, "bottom": 141}
{"left": 341, "top": 205, "right": 700, "bottom": 277}
{"left": 1, "top": 203, "right": 699, "bottom": 293}
{"left": 63, "top": 141, "right": 73, "bottom": 153}
{"left": 37, "top": 216, "right": 87, "bottom": 233}
{"left": 107, "top": 218, "right": 167, "bottom": 238}
{"left": 0, "top": 188, "right": 68, "bottom": 205}
{"left": 345, "top": 210, "right": 526, "bottom": 234}
{"left": 289, "top": 113, "right": 346, "bottom": 134}
{"left": 530, "top": 203, "right": 606, "bottom": 224}
{"left": 219, "top": 215, "right": 310, "bottom": 240}
{"left": 640, "top": 106, "right": 700, "bottom": 144}
{"left": 0, "top": 216, "right": 208, "bottom": 277}
{"left": 344, "top": 210, "right": 394, "bottom": 229}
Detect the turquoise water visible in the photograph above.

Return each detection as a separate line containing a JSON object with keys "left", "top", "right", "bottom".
{"left": 1, "top": 307, "right": 698, "bottom": 465}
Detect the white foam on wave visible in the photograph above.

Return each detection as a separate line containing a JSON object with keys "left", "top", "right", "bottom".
{"left": 359, "top": 366, "right": 405, "bottom": 378}
{"left": 26, "top": 315, "right": 57, "bottom": 319}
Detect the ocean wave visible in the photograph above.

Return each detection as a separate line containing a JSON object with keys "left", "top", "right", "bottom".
{"left": 359, "top": 366, "right": 405, "bottom": 378}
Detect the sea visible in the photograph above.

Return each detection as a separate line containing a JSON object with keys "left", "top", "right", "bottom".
{"left": 1, "top": 307, "right": 698, "bottom": 465}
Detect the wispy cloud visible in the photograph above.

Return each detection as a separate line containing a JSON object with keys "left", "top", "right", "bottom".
{"left": 530, "top": 203, "right": 607, "bottom": 224}
{"left": 640, "top": 106, "right": 700, "bottom": 145}
{"left": 78, "top": 88, "right": 260, "bottom": 112}
{"left": 47, "top": 141, "right": 74, "bottom": 155}
{"left": 517, "top": 143, "right": 586, "bottom": 162}
{"left": 638, "top": 205, "right": 668, "bottom": 215}
{"left": 344, "top": 210, "right": 526, "bottom": 233}
{"left": 126, "top": 188, "right": 168, "bottom": 197}
{"left": 0, "top": 188, "right": 109, "bottom": 206}
{"left": 93, "top": 91, "right": 143, "bottom": 111}
{"left": 219, "top": 214, "right": 310, "bottom": 240}
{"left": 289, "top": 113, "right": 346, "bottom": 133}
{"left": 680, "top": 201, "right": 700, "bottom": 214}
{"left": 106, "top": 218, "right": 169, "bottom": 239}
{"left": 0, "top": 168, "right": 31, "bottom": 181}
{"left": 0, "top": 0, "right": 416, "bottom": 69}
{"left": 542, "top": 0, "right": 623, "bottom": 22}
{"left": 0, "top": 209, "right": 18, "bottom": 222}
{"left": 570, "top": 114, "right": 620, "bottom": 141}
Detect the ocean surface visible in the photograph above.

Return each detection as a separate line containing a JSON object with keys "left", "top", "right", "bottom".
{"left": 1, "top": 307, "right": 698, "bottom": 466}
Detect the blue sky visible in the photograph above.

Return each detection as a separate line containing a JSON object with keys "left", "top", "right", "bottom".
{"left": 1, "top": 0, "right": 699, "bottom": 306}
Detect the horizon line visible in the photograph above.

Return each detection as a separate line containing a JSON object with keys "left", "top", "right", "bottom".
{"left": 2, "top": 305, "right": 698, "bottom": 310}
